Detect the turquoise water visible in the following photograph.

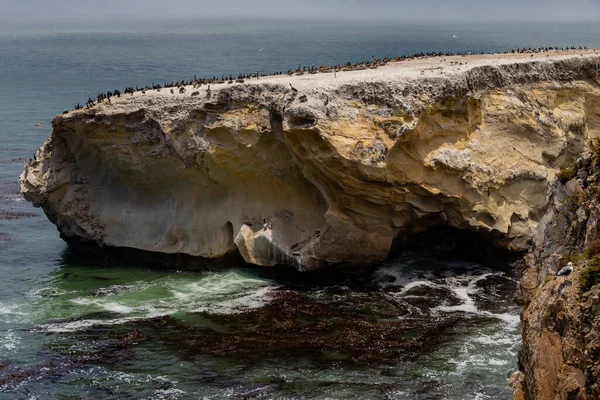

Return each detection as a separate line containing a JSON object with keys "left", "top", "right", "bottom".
{"left": 1, "top": 20, "right": 599, "bottom": 399}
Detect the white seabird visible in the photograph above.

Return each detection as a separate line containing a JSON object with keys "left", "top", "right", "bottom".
{"left": 555, "top": 262, "right": 573, "bottom": 278}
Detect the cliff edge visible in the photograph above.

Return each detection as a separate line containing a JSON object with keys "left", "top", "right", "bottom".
{"left": 21, "top": 51, "right": 600, "bottom": 270}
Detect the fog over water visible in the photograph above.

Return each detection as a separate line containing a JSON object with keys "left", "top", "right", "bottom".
{"left": 1, "top": 0, "right": 599, "bottom": 23}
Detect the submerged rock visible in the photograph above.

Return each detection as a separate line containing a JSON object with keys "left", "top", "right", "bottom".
{"left": 20, "top": 53, "right": 600, "bottom": 271}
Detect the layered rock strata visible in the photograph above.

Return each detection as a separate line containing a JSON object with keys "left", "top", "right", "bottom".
{"left": 21, "top": 52, "right": 600, "bottom": 270}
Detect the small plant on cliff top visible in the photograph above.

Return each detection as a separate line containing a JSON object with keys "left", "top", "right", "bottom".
{"left": 556, "top": 165, "right": 576, "bottom": 183}
{"left": 579, "top": 255, "right": 600, "bottom": 292}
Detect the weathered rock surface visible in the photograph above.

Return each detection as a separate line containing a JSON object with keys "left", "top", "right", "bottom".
{"left": 21, "top": 52, "right": 600, "bottom": 270}
{"left": 514, "top": 151, "right": 600, "bottom": 399}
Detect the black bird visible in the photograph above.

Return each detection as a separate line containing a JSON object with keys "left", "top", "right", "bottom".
{"left": 289, "top": 83, "right": 298, "bottom": 93}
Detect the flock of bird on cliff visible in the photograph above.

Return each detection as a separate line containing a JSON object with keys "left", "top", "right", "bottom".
{"left": 66, "top": 46, "right": 591, "bottom": 113}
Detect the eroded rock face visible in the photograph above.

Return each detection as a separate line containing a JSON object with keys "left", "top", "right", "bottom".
{"left": 21, "top": 55, "right": 600, "bottom": 270}
{"left": 514, "top": 151, "right": 600, "bottom": 399}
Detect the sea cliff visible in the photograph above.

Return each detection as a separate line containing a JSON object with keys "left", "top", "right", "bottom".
{"left": 21, "top": 51, "right": 600, "bottom": 271}
{"left": 510, "top": 149, "right": 600, "bottom": 399}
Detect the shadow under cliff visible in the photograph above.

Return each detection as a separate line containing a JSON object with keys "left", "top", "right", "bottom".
{"left": 390, "top": 226, "right": 526, "bottom": 272}
{"left": 60, "top": 225, "right": 525, "bottom": 289}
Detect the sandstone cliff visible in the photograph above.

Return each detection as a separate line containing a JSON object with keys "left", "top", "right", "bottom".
{"left": 21, "top": 52, "right": 600, "bottom": 270}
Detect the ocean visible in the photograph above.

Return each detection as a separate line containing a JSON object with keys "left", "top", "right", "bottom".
{"left": 1, "top": 20, "right": 599, "bottom": 399}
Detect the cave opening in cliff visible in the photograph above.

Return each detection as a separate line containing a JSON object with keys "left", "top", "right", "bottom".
{"left": 389, "top": 225, "right": 524, "bottom": 272}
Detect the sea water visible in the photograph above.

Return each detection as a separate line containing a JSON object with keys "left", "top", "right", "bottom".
{"left": 1, "top": 20, "right": 599, "bottom": 399}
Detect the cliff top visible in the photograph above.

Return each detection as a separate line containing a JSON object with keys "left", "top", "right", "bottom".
{"left": 61, "top": 49, "right": 600, "bottom": 119}
{"left": 219, "top": 49, "right": 600, "bottom": 89}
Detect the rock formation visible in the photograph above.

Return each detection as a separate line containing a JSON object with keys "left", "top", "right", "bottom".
{"left": 512, "top": 150, "right": 600, "bottom": 399}
{"left": 21, "top": 52, "right": 600, "bottom": 271}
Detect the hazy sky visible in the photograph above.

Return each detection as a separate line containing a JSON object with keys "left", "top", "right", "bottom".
{"left": 2, "top": 0, "right": 599, "bottom": 23}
